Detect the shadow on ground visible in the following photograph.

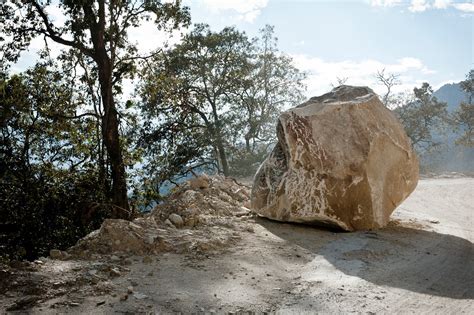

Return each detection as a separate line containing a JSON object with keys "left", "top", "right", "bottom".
{"left": 257, "top": 217, "right": 474, "bottom": 300}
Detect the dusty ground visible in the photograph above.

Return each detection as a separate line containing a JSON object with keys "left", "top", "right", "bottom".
{"left": 1, "top": 177, "right": 473, "bottom": 314}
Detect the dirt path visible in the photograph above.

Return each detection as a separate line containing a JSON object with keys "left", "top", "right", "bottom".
{"left": 1, "top": 178, "right": 473, "bottom": 314}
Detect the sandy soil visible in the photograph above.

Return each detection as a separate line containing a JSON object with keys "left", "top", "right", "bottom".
{"left": 1, "top": 177, "right": 473, "bottom": 314}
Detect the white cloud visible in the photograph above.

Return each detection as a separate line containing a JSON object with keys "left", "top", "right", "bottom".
{"left": 452, "top": 3, "right": 474, "bottom": 12}
{"left": 127, "top": 20, "right": 184, "bottom": 53}
{"left": 433, "top": 0, "right": 451, "bottom": 9}
{"left": 408, "top": 0, "right": 430, "bottom": 12}
{"left": 45, "top": 5, "right": 68, "bottom": 28}
{"left": 199, "top": 0, "right": 268, "bottom": 23}
{"left": 369, "top": 0, "right": 402, "bottom": 7}
{"left": 291, "top": 55, "right": 435, "bottom": 98}
{"left": 371, "top": 0, "right": 473, "bottom": 13}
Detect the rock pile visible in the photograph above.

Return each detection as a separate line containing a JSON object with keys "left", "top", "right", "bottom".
{"left": 68, "top": 175, "right": 252, "bottom": 257}
{"left": 251, "top": 85, "right": 419, "bottom": 231}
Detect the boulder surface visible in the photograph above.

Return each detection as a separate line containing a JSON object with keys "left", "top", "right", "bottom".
{"left": 251, "top": 85, "right": 419, "bottom": 231}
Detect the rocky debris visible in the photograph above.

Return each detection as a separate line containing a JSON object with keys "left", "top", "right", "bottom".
{"left": 168, "top": 213, "right": 184, "bottom": 228}
{"left": 189, "top": 174, "right": 211, "bottom": 189}
{"left": 6, "top": 296, "right": 40, "bottom": 311}
{"left": 142, "top": 256, "right": 153, "bottom": 264}
{"left": 252, "top": 85, "right": 419, "bottom": 231}
{"left": 49, "top": 249, "right": 69, "bottom": 260}
{"left": 153, "top": 175, "right": 251, "bottom": 223}
{"left": 109, "top": 268, "right": 121, "bottom": 277}
{"left": 67, "top": 175, "right": 251, "bottom": 256}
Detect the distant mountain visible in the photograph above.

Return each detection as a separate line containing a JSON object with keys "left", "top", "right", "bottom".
{"left": 422, "top": 82, "right": 473, "bottom": 172}
{"left": 433, "top": 82, "right": 468, "bottom": 112}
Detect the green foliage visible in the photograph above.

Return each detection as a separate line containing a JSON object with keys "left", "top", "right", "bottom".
{"left": 0, "top": 68, "right": 112, "bottom": 260}
{"left": 393, "top": 83, "right": 448, "bottom": 153}
{"left": 0, "top": 167, "right": 108, "bottom": 261}
{"left": 239, "top": 25, "right": 306, "bottom": 150}
{"left": 1, "top": 0, "right": 191, "bottom": 212}
{"left": 227, "top": 146, "right": 271, "bottom": 177}
{"left": 451, "top": 70, "right": 473, "bottom": 146}
{"left": 138, "top": 24, "right": 306, "bottom": 193}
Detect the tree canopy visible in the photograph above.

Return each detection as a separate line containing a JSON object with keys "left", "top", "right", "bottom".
{"left": 393, "top": 82, "right": 448, "bottom": 153}
{"left": 1, "top": 0, "right": 190, "bottom": 213}
{"left": 452, "top": 70, "right": 474, "bottom": 146}
{"left": 137, "top": 24, "right": 305, "bottom": 192}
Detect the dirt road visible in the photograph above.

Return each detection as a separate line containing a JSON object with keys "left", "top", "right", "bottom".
{"left": 1, "top": 177, "right": 473, "bottom": 313}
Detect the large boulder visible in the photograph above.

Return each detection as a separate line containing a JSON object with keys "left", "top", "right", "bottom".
{"left": 251, "top": 85, "right": 419, "bottom": 231}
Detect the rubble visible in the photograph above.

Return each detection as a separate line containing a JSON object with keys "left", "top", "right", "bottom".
{"left": 68, "top": 175, "right": 252, "bottom": 257}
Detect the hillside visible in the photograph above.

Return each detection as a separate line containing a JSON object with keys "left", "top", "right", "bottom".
{"left": 421, "top": 82, "right": 474, "bottom": 172}
{"left": 433, "top": 82, "right": 468, "bottom": 112}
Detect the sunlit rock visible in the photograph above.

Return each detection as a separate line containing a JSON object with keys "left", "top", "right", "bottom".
{"left": 251, "top": 85, "right": 419, "bottom": 231}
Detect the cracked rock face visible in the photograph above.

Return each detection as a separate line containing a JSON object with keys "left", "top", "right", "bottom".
{"left": 251, "top": 85, "right": 419, "bottom": 231}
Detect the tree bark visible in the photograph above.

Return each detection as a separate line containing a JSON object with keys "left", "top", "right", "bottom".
{"left": 97, "top": 62, "right": 130, "bottom": 215}
{"left": 215, "top": 135, "right": 230, "bottom": 176}
{"left": 210, "top": 102, "right": 230, "bottom": 176}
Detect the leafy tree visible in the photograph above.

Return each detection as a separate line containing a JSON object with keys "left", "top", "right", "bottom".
{"left": 0, "top": 66, "right": 110, "bottom": 260}
{"left": 139, "top": 24, "right": 306, "bottom": 182}
{"left": 1, "top": 0, "right": 190, "bottom": 213}
{"left": 238, "top": 25, "right": 306, "bottom": 154}
{"left": 394, "top": 83, "right": 448, "bottom": 153}
{"left": 452, "top": 70, "right": 474, "bottom": 146}
{"left": 139, "top": 24, "right": 253, "bottom": 177}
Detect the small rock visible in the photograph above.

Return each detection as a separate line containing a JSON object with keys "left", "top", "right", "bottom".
{"left": 184, "top": 217, "right": 197, "bottom": 228}
{"left": 49, "top": 249, "right": 63, "bottom": 260}
{"left": 168, "top": 213, "right": 184, "bottom": 228}
{"left": 120, "top": 294, "right": 128, "bottom": 301}
{"left": 109, "top": 268, "right": 121, "bottom": 277}
{"left": 142, "top": 256, "right": 153, "bottom": 264}
{"left": 133, "top": 292, "right": 148, "bottom": 300}
{"left": 127, "top": 286, "right": 134, "bottom": 294}
{"left": 189, "top": 175, "right": 210, "bottom": 189}
{"left": 245, "top": 225, "right": 254, "bottom": 233}
{"left": 429, "top": 219, "right": 440, "bottom": 224}
{"left": 164, "top": 219, "right": 175, "bottom": 228}
{"left": 96, "top": 301, "right": 106, "bottom": 306}
{"left": 144, "top": 235, "right": 155, "bottom": 245}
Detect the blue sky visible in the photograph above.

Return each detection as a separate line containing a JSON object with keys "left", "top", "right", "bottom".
{"left": 10, "top": 0, "right": 473, "bottom": 98}
{"left": 184, "top": 0, "right": 473, "bottom": 96}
